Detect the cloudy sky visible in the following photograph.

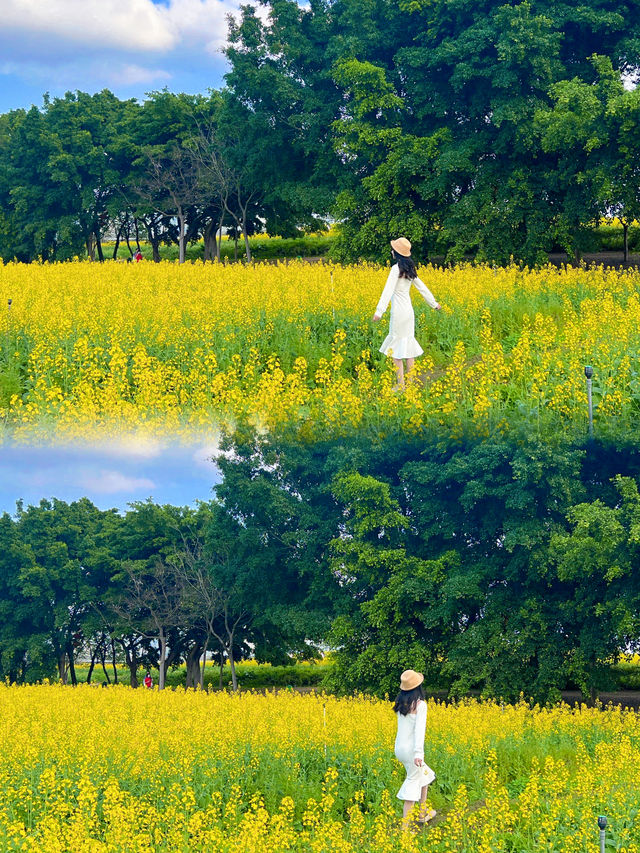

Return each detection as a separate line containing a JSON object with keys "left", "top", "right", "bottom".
{"left": 0, "top": 439, "right": 222, "bottom": 515}
{"left": 0, "top": 0, "right": 259, "bottom": 112}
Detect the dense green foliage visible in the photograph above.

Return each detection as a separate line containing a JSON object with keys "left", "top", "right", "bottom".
{"left": 1, "top": 1, "right": 639, "bottom": 264}
{"left": 0, "top": 493, "right": 335, "bottom": 689}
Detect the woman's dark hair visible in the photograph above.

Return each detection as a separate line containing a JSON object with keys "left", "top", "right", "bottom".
{"left": 392, "top": 249, "right": 418, "bottom": 280}
{"left": 393, "top": 685, "right": 425, "bottom": 715}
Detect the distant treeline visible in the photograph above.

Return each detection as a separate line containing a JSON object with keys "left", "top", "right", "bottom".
{"left": 3, "top": 431, "right": 640, "bottom": 701}
{"left": 1, "top": 0, "right": 639, "bottom": 266}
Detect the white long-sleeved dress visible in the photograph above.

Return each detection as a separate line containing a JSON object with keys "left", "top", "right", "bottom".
{"left": 394, "top": 700, "right": 436, "bottom": 801}
{"left": 375, "top": 263, "right": 438, "bottom": 359}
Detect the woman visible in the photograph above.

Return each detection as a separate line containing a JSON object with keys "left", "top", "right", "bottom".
{"left": 394, "top": 669, "right": 436, "bottom": 827}
{"left": 373, "top": 238, "right": 441, "bottom": 389}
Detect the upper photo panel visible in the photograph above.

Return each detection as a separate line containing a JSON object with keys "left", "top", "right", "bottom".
{"left": 1, "top": 0, "right": 639, "bottom": 445}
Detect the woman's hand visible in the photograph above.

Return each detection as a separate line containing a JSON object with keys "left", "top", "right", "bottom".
{"left": 414, "top": 757, "right": 423, "bottom": 767}
{"left": 372, "top": 314, "right": 381, "bottom": 322}
{"left": 434, "top": 303, "right": 442, "bottom": 311}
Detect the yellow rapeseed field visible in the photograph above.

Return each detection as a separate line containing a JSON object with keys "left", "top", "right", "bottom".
{"left": 1, "top": 260, "right": 639, "bottom": 442}
{"left": 0, "top": 685, "right": 638, "bottom": 852}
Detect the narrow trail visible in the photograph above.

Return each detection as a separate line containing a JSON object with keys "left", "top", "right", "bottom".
{"left": 413, "top": 353, "right": 482, "bottom": 387}
{"left": 423, "top": 798, "right": 486, "bottom": 831}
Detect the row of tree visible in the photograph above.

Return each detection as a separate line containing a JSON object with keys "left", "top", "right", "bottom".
{"left": 1, "top": 0, "right": 640, "bottom": 265}
{"left": 0, "top": 491, "right": 332, "bottom": 690}
{"left": 3, "top": 431, "right": 640, "bottom": 701}
{"left": 0, "top": 88, "right": 318, "bottom": 265}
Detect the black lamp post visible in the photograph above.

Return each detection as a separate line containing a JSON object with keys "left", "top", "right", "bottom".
{"left": 598, "top": 815, "right": 607, "bottom": 853}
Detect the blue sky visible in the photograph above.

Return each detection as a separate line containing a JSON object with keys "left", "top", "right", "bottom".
{"left": 0, "top": 440, "right": 222, "bottom": 515}
{"left": 0, "top": 0, "right": 256, "bottom": 113}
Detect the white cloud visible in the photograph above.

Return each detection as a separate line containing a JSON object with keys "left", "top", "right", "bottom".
{"left": 78, "top": 470, "right": 156, "bottom": 494}
{"left": 192, "top": 442, "right": 220, "bottom": 471}
{"left": 2, "top": 0, "right": 177, "bottom": 52}
{"left": 14, "top": 468, "right": 60, "bottom": 490}
{"left": 9, "top": 462, "right": 155, "bottom": 494}
{"left": 1, "top": 0, "right": 242, "bottom": 57}
{"left": 96, "top": 437, "right": 166, "bottom": 459}
{"left": 0, "top": 59, "right": 171, "bottom": 88}
{"left": 105, "top": 63, "right": 172, "bottom": 86}
{"left": 165, "top": 0, "right": 244, "bottom": 54}
{"left": 0, "top": 0, "right": 248, "bottom": 98}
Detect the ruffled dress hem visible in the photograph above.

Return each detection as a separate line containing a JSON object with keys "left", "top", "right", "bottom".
{"left": 396, "top": 764, "right": 436, "bottom": 801}
{"left": 379, "top": 335, "right": 424, "bottom": 359}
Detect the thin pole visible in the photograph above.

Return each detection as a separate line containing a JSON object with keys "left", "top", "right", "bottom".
{"left": 323, "top": 702, "right": 327, "bottom": 760}
{"left": 330, "top": 271, "right": 335, "bottom": 323}
{"left": 585, "top": 366, "right": 594, "bottom": 438}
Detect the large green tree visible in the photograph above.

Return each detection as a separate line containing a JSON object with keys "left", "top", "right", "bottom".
{"left": 0, "top": 513, "right": 50, "bottom": 682}
{"left": 14, "top": 497, "right": 121, "bottom": 684}
{"left": 223, "top": 0, "right": 640, "bottom": 263}
{"left": 535, "top": 55, "right": 640, "bottom": 262}
{"left": 331, "top": 0, "right": 640, "bottom": 262}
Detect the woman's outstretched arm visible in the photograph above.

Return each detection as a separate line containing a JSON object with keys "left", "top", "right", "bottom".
{"left": 373, "top": 265, "right": 399, "bottom": 320}
{"left": 413, "top": 277, "right": 440, "bottom": 310}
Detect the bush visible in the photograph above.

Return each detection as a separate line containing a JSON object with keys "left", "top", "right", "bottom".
{"left": 126, "top": 235, "right": 336, "bottom": 263}
{"left": 164, "top": 661, "right": 330, "bottom": 690}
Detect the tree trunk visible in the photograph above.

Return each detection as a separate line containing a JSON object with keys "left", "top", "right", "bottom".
{"left": 86, "top": 233, "right": 96, "bottom": 262}
{"left": 158, "top": 631, "right": 167, "bottom": 690}
{"left": 119, "top": 638, "right": 139, "bottom": 688}
{"left": 146, "top": 220, "right": 161, "bottom": 262}
{"left": 242, "top": 214, "right": 252, "bottom": 263}
{"left": 57, "top": 653, "right": 68, "bottom": 684}
{"left": 199, "top": 636, "right": 209, "bottom": 691}
{"left": 111, "top": 639, "right": 118, "bottom": 684}
{"left": 178, "top": 207, "right": 186, "bottom": 264}
{"left": 185, "top": 642, "right": 202, "bottom": 688}
{"left": 87, "top": 645, "right": 99, "bottom": 684}
{"left": 134, "top": 217, "right": 141, "bottom": 253}
{"left": 229, "top": 643, "right": 238, "bottom": 692}
{"left": 68, "top": 646, "right": 78, "bottom": 686}
{"left": 217, "top": 218, "right": 224, "bottom": 261}
{"left": 203, "top": 220, "right": 216, "bottom": 262}
{"left": 623, "top": 222, "right": 629, "bottom": 264}
{"left": 95, "top": 228, "right": 105, "bottom": 263}
{"left": 112, "top": 224, "right": 122, "bottom": 260}
{"left": 99, "top": 643, "right": 111, "bottom": 684}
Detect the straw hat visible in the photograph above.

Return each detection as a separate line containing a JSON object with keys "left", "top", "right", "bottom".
{"left": 399, "top": 669, "right": 424, "bottom": 691}
{"left": 390, "top": 237, "right": 412, "bottom": 257}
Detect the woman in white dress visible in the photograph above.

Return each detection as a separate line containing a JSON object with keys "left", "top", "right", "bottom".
{"left": 373, "top": 238, "right": 441, "bottom": 389}
{"left": 394, "top": 669, "right": 436, "bottom": 827}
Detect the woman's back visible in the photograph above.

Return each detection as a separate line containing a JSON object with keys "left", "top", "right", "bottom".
{"left": 395, "top": 699, "right": 426, "bottom": 764}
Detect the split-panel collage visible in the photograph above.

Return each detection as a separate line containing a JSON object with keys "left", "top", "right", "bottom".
{"left": 2, "top": 1, "right": 640, "bottom": 849}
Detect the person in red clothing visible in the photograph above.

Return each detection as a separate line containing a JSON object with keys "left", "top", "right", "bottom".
{"left": 143, "top": 670, "right": 153, "bottom": 689}
{"left": 134, "top": 249, "right": 143, "bottom": 262}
